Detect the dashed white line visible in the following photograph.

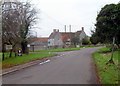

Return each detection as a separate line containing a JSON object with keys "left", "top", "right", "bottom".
{"left": 39, "top": 59, "right": 50, "bottom": 65}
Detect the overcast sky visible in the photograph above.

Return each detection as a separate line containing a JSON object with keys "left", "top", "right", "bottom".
{"left": 26, "top": 0, "right": 119, "bottom": 37}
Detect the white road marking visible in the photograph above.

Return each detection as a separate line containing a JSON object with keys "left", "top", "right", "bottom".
{"left": 39, "top": 60, "right": 50, "bottom": 65}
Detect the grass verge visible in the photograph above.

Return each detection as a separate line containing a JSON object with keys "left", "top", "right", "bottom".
{"left": 36, "top": 47, "right": 81, "bottom": 52}
{"left": 36, "top": 45, "right": 104, "bottom": 52}
{"left": 0, "top": 53, "right": 2, "bottom": 60}
{"left": 93, "top": 47, "right": 119, "bottom": 84}
{"left": 1, "top": 53, "right": 56, "bottom": 69}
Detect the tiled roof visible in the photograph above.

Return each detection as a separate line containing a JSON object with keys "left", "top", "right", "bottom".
{"left": 29, "top": 37, "right": 48, "bottom": 42}
{"left": 29, "top": 37, "right": 48, "bottom": 45}
{"left": 36, "top": 38, "right": 48, "bottom": 42}
{"left": 61, "top": 32, "right": 75, "bottom": 42}
{"left": 75, "top": 31, "right": 82, "bottom": 36}
{"left": 49, "top": 32, "right": 59, "bottom": 39}
{"left": 48, "top": 29, "right": 85, "bottom": 43}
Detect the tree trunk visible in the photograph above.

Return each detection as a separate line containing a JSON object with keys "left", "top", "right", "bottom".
{"left": 21, "top": 41, "right": 28, "bottom": 54}
{"left": 2, "top": 52, "right": 5, "bottom": 61}
{"left": 108, "top": 58, "right": 114, "bottom": 64}
{"left": 14, "top": 51, "right": 17, "bottom": 57}
{"left": 14, "top": 47, "right": 17, "bottom": 57}
{"left": 9, "top": 49, "right": 13, "bottom": 58}
{"left": 2, "top": 44, "right": 5, "bottom": 61}
{"left": 108, "top": 37, "right": 115, "bottom": 64}
{"left": 9, "top": 44, "right": 16, "bottom": 58}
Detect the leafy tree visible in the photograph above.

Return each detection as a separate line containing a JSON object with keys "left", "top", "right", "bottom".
{"left": 93, "top": 3, "right": 120, "bottom": 64}
{"left": 90, "top": 30, "right": 99, "bottom": 45}
{"left": 71, "top": 36, "right": 80, "bottom": 47}
{"left": 95, "top": 3, "right": 120, "bottom": 46}
{"left": 82, "top": 37, "right": 89, "bottom": 45}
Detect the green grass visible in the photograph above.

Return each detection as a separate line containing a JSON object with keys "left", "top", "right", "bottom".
{"left": 36, "top": 47, "right": 81, "bottom": 52}
{"left": 1, "top": 53, "right": 56, "bottom": 69}
{"left": 93, "top": 47, "right": 119, "bottom": 84}
{"left": 0, "top": 53, "right": 2, "bottom": 67}
{"left": 0, "top": 53, "right": 2, "bottom": 59}
{"left": 1, "top": 45, "right": 104, "bottom": 69}
{"left": 2, "top": 52, "right": 16, "bottom": 59}
{"left": 0, "top": 53, "right": 2, "bottom": 56}
{"left": 36, "top": 45, "right": 104, "bottom": 52}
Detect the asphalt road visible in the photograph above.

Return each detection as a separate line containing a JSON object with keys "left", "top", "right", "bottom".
{"left": 2, "top": 47, "right": 102, "bottom": 84}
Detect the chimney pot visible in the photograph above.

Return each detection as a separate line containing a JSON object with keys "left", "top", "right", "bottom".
{"left": 82, "top": 27, "right": 84, "bottom": 31}
{"left": 53, "top": 29, "right": 56, "bottom": 32}
{"left": 53, "top": 29, "right": 59, "bottom": 32}
{"left": 69, "top": 25, "right": 71, "bottom": 32}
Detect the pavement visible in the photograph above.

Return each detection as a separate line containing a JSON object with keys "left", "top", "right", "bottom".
{"left": 2, "top": 47, "right": 102, "bottom": 84}
{"left": 1, "top": 53, "right": 58, "bottom": 76}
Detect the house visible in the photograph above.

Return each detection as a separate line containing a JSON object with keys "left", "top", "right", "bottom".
{"left": 48, "top": 27, "right": 87, "bottom": 47}
{"left": 75, "top": 27, "right": 87, "bottom": 45}
{"left": 48, "top": 29, "right": 63, "bottom": 48}
{"left": 29, "top": 37, "right": 48, "bottom": 51}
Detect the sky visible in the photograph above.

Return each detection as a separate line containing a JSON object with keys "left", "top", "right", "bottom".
{"left": 24, "top": 0, "right": 120, "bottom": 37}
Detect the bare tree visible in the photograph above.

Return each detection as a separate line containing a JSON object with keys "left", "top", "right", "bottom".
{"left": 2, "top": 1, "right": 37, "bottom": 60}
{"left": 19, "top": 2, "right": 37, "bottom": 54}
{"left": 2, "top": 2, "right": 23, "bottom": 59}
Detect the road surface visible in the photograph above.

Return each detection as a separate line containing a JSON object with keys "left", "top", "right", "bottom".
{"left": 3, "top": 47, "right": 102, "bottom": 84}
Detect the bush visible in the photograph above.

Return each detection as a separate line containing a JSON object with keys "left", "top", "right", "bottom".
{"left": 82, "top": 37, "right": 89, "bottom": 45}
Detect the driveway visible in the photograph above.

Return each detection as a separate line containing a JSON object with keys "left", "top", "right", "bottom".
{"left": 3, "top": 47, "right": 102, "bottom": 84}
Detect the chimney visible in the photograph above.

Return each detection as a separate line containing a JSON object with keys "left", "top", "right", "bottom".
{"left": 53, "top": 29, "right": 56, "bottom": 32}
{"left": 64, "top": 25, "right": 66, "bottom": 33}
{"left": 82, "top": 27, "right": 84, "bottom": 31}
{"left": 69, "top": 25, "right": 71, "bottom": 32}
{"left": 53, "top": 29, "right": 59, "bottom": 32}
